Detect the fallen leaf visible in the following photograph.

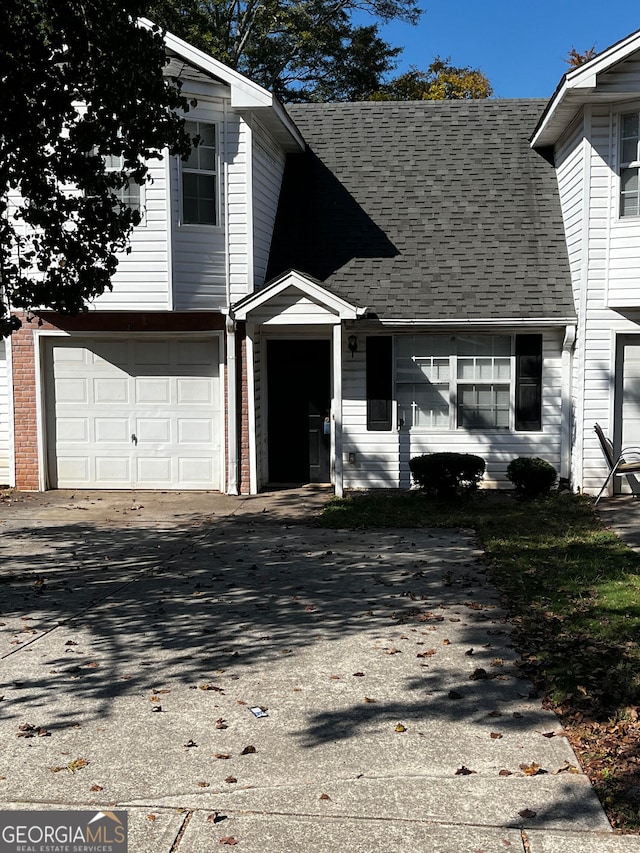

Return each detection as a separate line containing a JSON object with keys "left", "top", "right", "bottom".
{"left": 417, "top": 649, "right": 436, "bottom": 658}
{"left": 498, "top": 769, "right": 512, "bottom": 776}
{"left": 364, "top": 697, "right": 376, "bottom": 703}
{"left": 518, "top": 809, "right": 537, "bottom": 819}
{"left": 90, "top": 784, "right": 104, "bottom": 792}
{"left": 67, "top": 758, "right": 89, "bottom": 773}
{"left": 146, "top": 814, "right": 156, "bottom": 822}
{"left": 519, "top": 763, "right": 546, "bottom": 776}
{"left": 490, "top": 732, "right": 503, "bottom": 739}
{"left": 184, "top": 739, "right": 198, "bottom": 748}
{"left": 442, "top": 639, "right": 451, "bottom": 645}
{"left": 470, "top": 668, "right": 489, "bottom": 680}
{"left": 219, "top": 837, "right": 238, "bottom": 845}
{"left": 553, "top": 761, "right": 580, "bottom": 774}
{"left": 319, "top": 793, "right": 331, "bottom": 801}
{"left": 455, "top": 766, "right": 476, "bottom": 775}
{"left": 395, "top": 723, "right": 407, "bottom": 733}
{"left": 241, "top": 745, "right": 256, "bottom": 755}
{"left": 197, "top": 781, "right": 210, "bottom": 788}
{"left": 224, "top": 776, "right": 237, "bottom": 784}
{"left": 200, "top": 684, "right": 225, "bottom": 693}
{"left": 215, "top": 719, "right": 228, "bottom": 730}
{"left": 353, "top": 672, "right": 365, "bottom": 677}
{"left": 465, "top": 648, "right": 474, "bottom": 656}
{"left": 448, "top": 690, "right": 462, "bottom": 700}
{"left": 214, "top": 753, "right": 231, "bottom": 760}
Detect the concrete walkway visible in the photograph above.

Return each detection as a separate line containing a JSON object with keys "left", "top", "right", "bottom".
{"left": 0, "top": 489, "right": 636, "bottom": 852}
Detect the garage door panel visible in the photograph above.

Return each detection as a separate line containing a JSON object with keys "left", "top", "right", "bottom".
{"left": 57, "top": 457, "right": 91, "bottom": 483}
{"left": 178, "top": 419, "right": 213, "bottom": 443}
{"left": 57, "top": 419, "right": 89, "bottom": 442}
{"left": 95, "top": 418, "right": 130, "bottom": 442}
{"left": 136, "top": 378, "right": 171, "bottom": 403}
{"left": 96, "top": 456, "right": 132, "bottom": 483}
{"left": 179, "top": 457, "right": 214, "bottom": 483}
{"left": 178, "top": 377, "right": 215, "bottom": 404}
{"left": 46, "top": 337, "right": 221, "bottom": 489}
{"left": 56, "top": 378, "right": 89, "bottom": 404}
{"left": 137, "top": 418, "right": 171, "bottom": 442}
{"left": 137, "top": 457, "right": 172, "bottom": 484}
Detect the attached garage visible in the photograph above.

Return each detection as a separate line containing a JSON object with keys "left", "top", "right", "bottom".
{"left": 44, "top": 336, "right": 223, "bottom": 489}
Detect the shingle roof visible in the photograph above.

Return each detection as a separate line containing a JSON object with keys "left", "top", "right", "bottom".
{"left": 266, "top": 100, "right": 575, "bottom": 322}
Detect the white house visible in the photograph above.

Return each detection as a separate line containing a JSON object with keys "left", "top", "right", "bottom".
{"left": 2, "top": 24, "right": 640, "bottom": 499}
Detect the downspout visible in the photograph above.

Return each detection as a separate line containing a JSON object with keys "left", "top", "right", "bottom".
{"left": 561, "top": 324, "right": 576, "bottom": 485}
{"left": 226, "top": 312, "right": 239, "bottom": 496}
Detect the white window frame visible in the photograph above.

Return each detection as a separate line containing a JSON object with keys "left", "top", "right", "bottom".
{"left": 395, "top": 334, "right": 515, "bottom": 432}
{"left": 179, "top": 120, "right": 220, "bottom": 228}
{"left": 103, "top": 152, "right": 145, "bottom": 221}
{"left": 620, "top": 110, "right": 640, "bottom": 219}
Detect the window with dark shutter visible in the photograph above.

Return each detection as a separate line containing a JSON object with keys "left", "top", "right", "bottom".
{"left": 366, "top": 336, "right": 392, "bottom": 431}
{"left": 515, "top": 335, "right": 542, "bottom": 431}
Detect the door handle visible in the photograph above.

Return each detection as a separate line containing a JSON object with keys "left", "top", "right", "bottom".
{"left": 131, "top": 434, "right": 138, "bottom": 445}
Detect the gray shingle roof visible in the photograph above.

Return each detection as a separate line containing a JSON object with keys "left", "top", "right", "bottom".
{"left": 266, "top": 100, "right": 575, "bottom": 322}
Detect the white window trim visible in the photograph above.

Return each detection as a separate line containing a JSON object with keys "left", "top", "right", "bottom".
{"left": 101, "top": 153, "right": 147, "bottom": 226}
{"left": 617, "top": 106, "right": 640, "bottom": 220}
{"left": 178, "top": 120, "right": 222, "bottom": 230}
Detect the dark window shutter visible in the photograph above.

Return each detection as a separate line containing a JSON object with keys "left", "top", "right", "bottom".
{"left": 366, "top": 336, "right": 392, "bottom": 431}
{"left": 515, "top": 335, "right": 542, "bottom": 431}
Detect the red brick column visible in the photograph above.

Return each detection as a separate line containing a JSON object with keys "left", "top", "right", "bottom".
{"left": 11, "top": 314, "right": 52, "bottom": 490}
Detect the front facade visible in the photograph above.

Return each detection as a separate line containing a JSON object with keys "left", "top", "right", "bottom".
{"left": 2, "top": 26, "right": 640, "bottom": 498}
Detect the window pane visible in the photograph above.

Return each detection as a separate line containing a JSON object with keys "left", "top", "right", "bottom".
{"left": 199, "top": 147, "right": 217, "bottom": 171}
{"left": 414, "top": 384, "right": 449, "bottom": 428}
{"left": 199, "top": 125, "right": 216, "bottom": 148}
{"left": 622, "top": 113, "right": 639, "bottom": 139}
{"left": 118, "top": 181, "right": 140, "bottom": 209}
{"left": 457, "top": 384, "right": 509, "bottom": 429}
{"left": 621, "top": 168, "right": 640, "bottom": 217}
{"left": 182, "top": 173, "right": 216, "bottom": 225}
{"left": 457, "top": 335, "right": 510, "bottom": 357}
{"left": 622, "top": 137, "right": 639, "bottom": 164}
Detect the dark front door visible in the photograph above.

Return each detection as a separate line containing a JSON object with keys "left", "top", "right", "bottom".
{"left": 267, "top": 339, "right": 331, "bottom": 484}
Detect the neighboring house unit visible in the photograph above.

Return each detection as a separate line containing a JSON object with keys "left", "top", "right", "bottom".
{"left": 2, "top": 25, "right": 640, "bottom": 498}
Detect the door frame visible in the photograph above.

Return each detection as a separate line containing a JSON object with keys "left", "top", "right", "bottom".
{"left": 613, "top": 333, "right": 640, "bottom": 495}
{"left": 259, "top": 327, "right": 343, "bottom": 495}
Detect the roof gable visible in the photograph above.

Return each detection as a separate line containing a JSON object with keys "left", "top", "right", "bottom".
{"left": 232, "top": 270, "right": 364, "bottom": 322}
{"left": 532, "top": 28, "right": 640, "bottom": 149}
{"left": 139, "top": 18, "right": 304, "bottom": 152}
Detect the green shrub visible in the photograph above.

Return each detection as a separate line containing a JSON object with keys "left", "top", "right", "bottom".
{"left": 409, "top": 452, "right": 485, "bottom": 497}
{"left": 506, "top": 456, "right": 557, "bottom": 498}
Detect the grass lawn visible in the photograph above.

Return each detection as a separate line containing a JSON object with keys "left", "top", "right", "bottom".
{"left": 319, "top": 490, "right": 640, "bottom": 831}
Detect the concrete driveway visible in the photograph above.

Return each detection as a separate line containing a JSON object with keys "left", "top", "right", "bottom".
{"left": 0, "top": 489, "right": 634, "bottom": 852}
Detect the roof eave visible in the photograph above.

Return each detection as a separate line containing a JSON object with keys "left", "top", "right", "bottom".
{"left": 139, "top": 18, "right": 305, "bottom": 153}
{"left": 531, "top": 27, "right": 640, "bottom": 150}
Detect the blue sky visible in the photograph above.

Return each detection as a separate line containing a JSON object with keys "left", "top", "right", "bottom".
{"left": 364, "top": 2, "right": 639, "bottom": 98}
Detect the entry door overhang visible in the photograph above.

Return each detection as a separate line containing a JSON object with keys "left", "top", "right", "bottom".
{"left": 231, "top": 270, "right": 365, "bottom": 325}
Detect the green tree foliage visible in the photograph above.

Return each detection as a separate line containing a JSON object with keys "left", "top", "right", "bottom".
{"left": 0, "top": 0, "right": 192, "bottom": 336}
{"left": 372, "top": 56, "right": 493, "bottom": 101}
{"left": 148, "top": 0, "right": 419, "bottom": 101}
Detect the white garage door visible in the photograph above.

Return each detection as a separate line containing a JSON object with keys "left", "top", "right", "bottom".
{"left": 45, "top": 337, "right": 222, "bottom": 489}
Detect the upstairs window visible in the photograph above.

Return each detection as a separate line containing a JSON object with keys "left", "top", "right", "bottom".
{"left": 620, "top": 112, "right": 640, "bottom": 218}
{"left": 181, "top": 121, "right": 217, "bottom": 226}
{"left": 103, "top": 153, "right": 141, "bottom": 212}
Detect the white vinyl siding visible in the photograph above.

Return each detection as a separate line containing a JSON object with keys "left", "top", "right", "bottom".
{"left": 252, "top": 121, "right": 286, "bottom": 289}
{"left": 92, "top": 154, "right": 169, "bottom": 310}
{"left": 227, "top": 116, "right": 251, "bottom": 305}
{"left": 172, "top": 98, "right": 228, "bottom": 311}
{"left": 342, "top": 329, "right": 564, "bottom": 491}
